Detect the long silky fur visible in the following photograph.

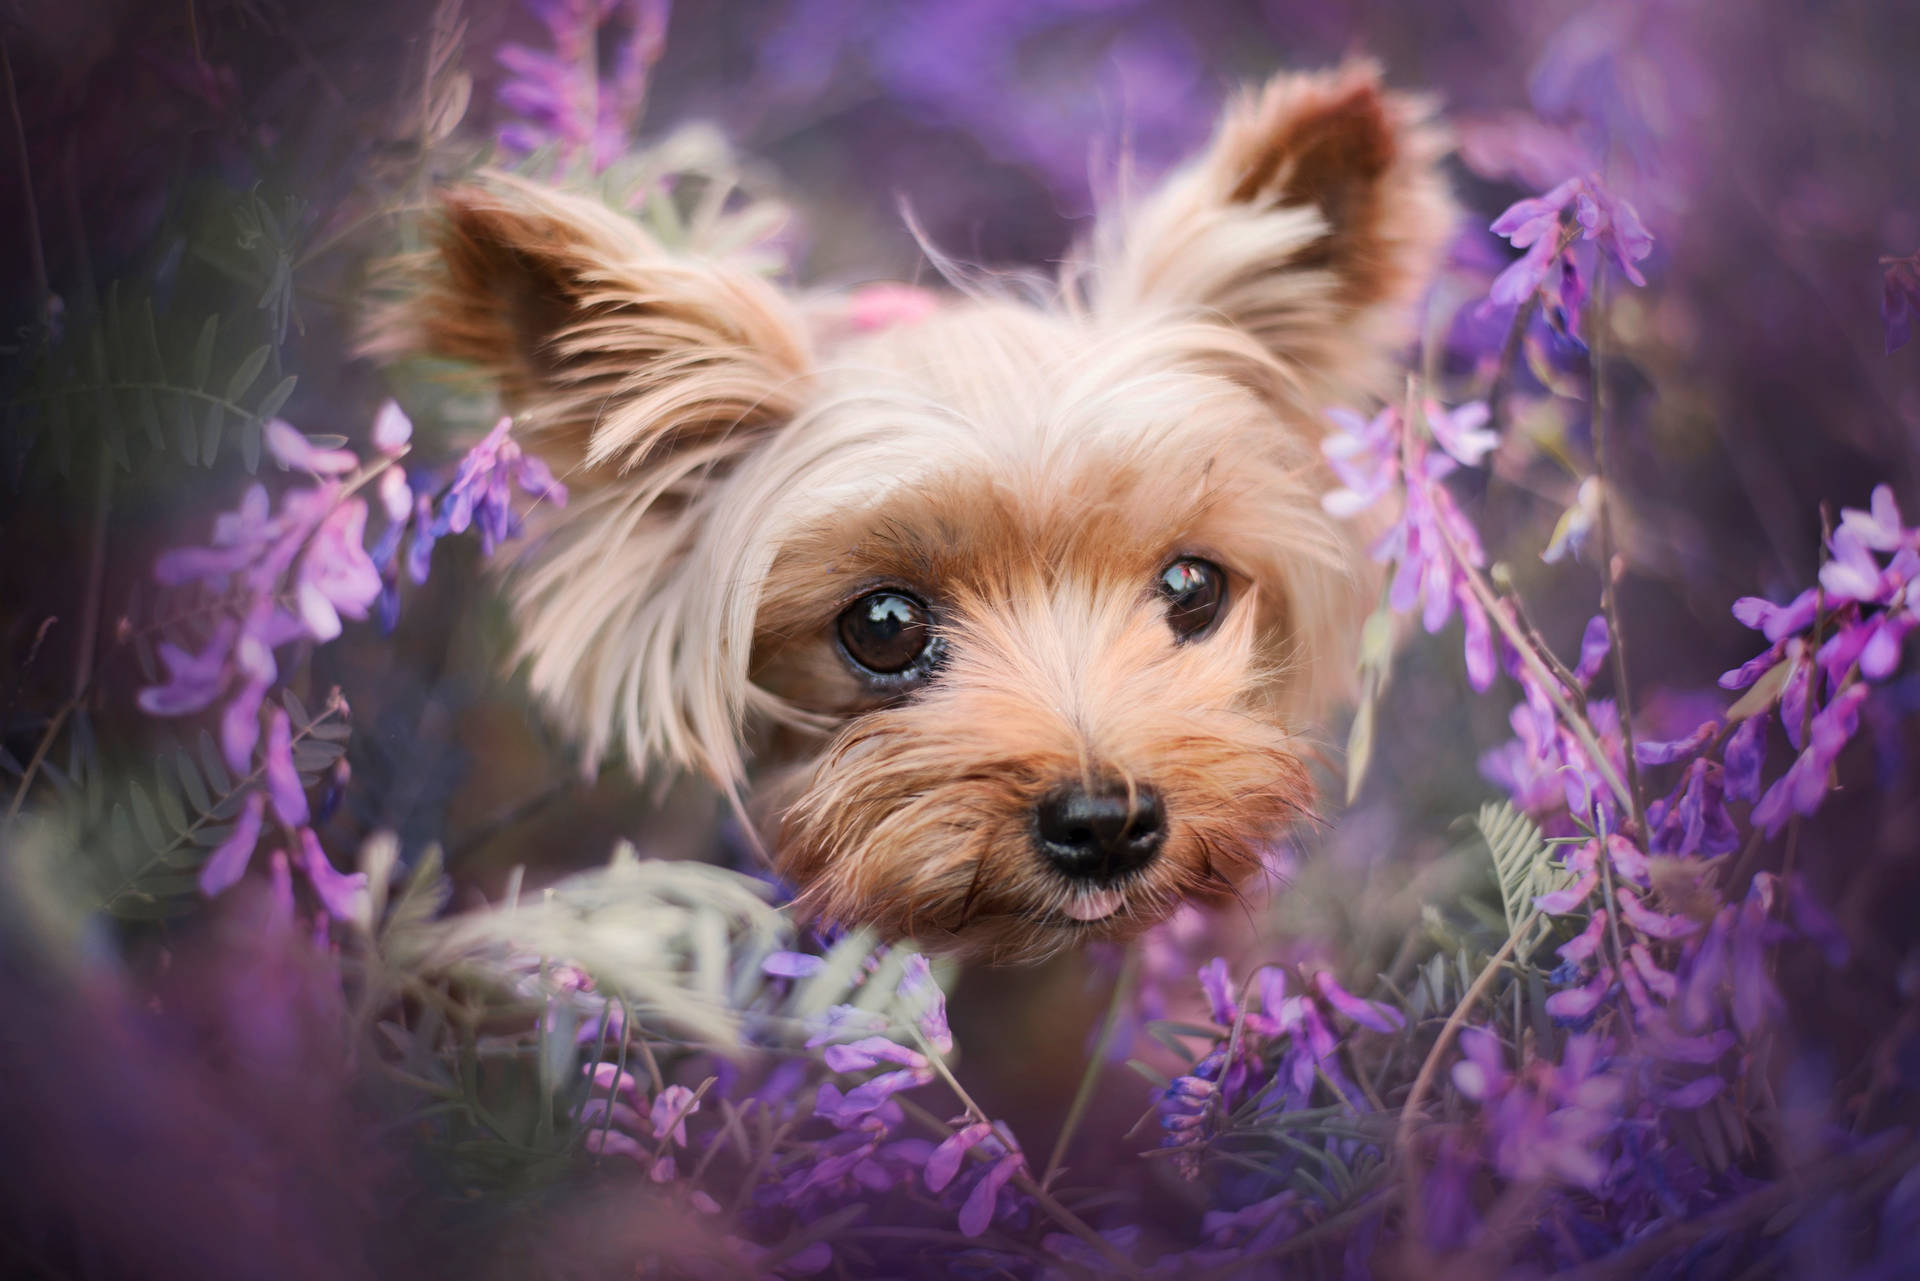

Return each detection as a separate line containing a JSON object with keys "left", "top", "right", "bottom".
{"left": 370, "top": 62, "right": 1456, "bottom": 961}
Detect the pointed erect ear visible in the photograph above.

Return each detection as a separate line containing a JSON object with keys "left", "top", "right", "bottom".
{"left": 1085, "top": 61, "right": 1454, "bottom": 408}
{"left": 364, "top": 172, "right": 813, "bottom": 483}
{"left": 362, "top": 176, "right": 816, "bottom": 783}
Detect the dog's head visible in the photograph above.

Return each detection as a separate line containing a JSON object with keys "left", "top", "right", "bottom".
{"left": 377, "top": 63, "right": 1453, "bottom": 961}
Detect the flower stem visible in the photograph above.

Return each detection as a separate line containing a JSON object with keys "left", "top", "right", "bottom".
{"left": 1042, "top": 947, "right": 1138, "bottom": 1188}
{"left": 1430, "top": 496, "right": 1635, "bottom": 813}
{"left": 911, "top": 1026, "right": 1145, "bottom": 1278}
{"left": 1587, "top": 267, "right": 1650, "bottom": 837}
{"left": 1394, "top": 909, "right": 1540, "bottom": 1242}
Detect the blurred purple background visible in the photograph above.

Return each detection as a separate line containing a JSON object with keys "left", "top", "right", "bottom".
{"left": 3, "top": 0, "right": 1919, "bottom": 1274}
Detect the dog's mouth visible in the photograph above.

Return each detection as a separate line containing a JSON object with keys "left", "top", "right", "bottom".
{"left": 1059, "top": 886, "right": 1127, "bottom": 923}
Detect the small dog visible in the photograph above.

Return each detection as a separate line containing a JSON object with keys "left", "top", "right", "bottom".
{"left": 379, "top": 62, "right": 1454, "bottom": 962}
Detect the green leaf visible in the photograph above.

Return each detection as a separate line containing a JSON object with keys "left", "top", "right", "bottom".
{"left": 241, "top": 416, "right": 261, "bottom": 472}
{"left": 190, "top": 315, "right": 218, "bottom": 388}
{"left": 137, "top": 389, "right": 164, "bottom": 449}
{"left": 226, "top": 345, "right": 270, "bottom": 403}
{"left": 1475, "top": 801, "right": 1568, "bottom": 963}
{"left": 201, "top": 401, "right": 223, "bottom": 465}
{"left": 154, "top": 774, "right": 189, "bottom": 833}
{"left": 283, "top": 688, "right": 312, "bottom": 726}
{"left": 1345, "top": 683, "right": 1376, "bottom": 806}
{"left": 129, "top": 783, "right": 166, "bottom": 850}
{"left": 256, "top": 375, "right": 296, "bottom": 422}
{"left": 173, "top": 396, "right": 199, "bottom": 465}
{"left": 198, "top": 730, "right": 232, "bottom": 792}
{"left": 175, "top": 749, "right": 212, "bottom": 814}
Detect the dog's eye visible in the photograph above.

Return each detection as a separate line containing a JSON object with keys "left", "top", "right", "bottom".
{"left": 1158, "top": 558, "right": 1228, "bottom": 642}
{"left": 837, "top": 590, "right": 937, "bottom": 677}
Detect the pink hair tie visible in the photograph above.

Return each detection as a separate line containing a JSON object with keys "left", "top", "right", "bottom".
{"left": 846, "top": 282, "right": 940, "bottom": 332}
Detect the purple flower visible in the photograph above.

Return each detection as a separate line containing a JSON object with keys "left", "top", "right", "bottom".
{"left": 926, "top": 1122, "right": 992, "bottom": 1192}
{"left": 1820, "top": 527, "right": 1892, "bottom": 605}
{"left": 1198, "top": 956, "right": 1237, "bottom": 1024}
{"left": 1732, "top": 589, "right": 1819, "bottom": 642}
{"left": 295, "top": 500, "right": 381, "bottom": 641}
{"left": 1545, "top": 966, "right": 1613, "bottom": 1025}
{"left": 1320, "top": 407, "right": 1399, "bottom": 518}
{"left": 1722, "top": 713, "right": 1769, "bottom": 802}
{"left": 263, "top": 706, "right": 309, "bottom": 826}
{"left": 1557, "top": 908, "right": 1608, "bottom": 965}
{"left": 405, "top": 493, "right": 438, "bottom": 585}
{"left": 1424, "top": 398, "right": 1497, "bottom": 467}
{"left": 898, "top": 954, "right": 952, "bottom": 1055}
{"left": 265, "top": 419, "right": 358, "bottom": 475}
{"left": 440, "top": 417, "right": 569, "bottom": 556}
{"left": 649, "top": 1084, "right": 699, "bottom": 1146}
{"left": 1574, "top": 614, "right": 1611, "bottom": 684}
{"left": 295, "top": 827, "right": 369, "bottom": 924}
{"left": 1311, "top": 971, "right": 1403, "bottom": 1033}
{"left": 1884, "top": 253, "right": 1920, "bottom": 354}
{"left": 1751, "top": 682, "right": 1868, "bottom": 834}
{"left": 1571, "top": 180, "right": 1653, "bottom": 285}
{"left": 762, "top": 951, "right": 826, "bottom": 978}
{"left": 1450, "top": 1026, "right": 1510, "bottom": 1100}
{"left": 1839, "top": 484, "right": 1909, "bottom": 552}
{"left": 1489, "top": 175, "right": 1653, "bottom": 309}
{"left": 821, "top": 1037, "right": 927, "bottom": 1074}
{"left": 1646, "top": 759, "right": 1739, "bottom": 856}
{"left": 370, "top": 399, "right": 413, "bottom": 455}
{"left": 495, "top": 0, "right": 668, "bottom": 172}
{"left": 957, "top": 1152, "right": 1023, "bottom": 1237}
{"left": 198, "top": 790, "right": 265, "bottom": 896}
{"left": 137, "top": 619, "right": 237, "bottom": 716}
{"left": 1635, "top": 719, "right": 1718, "bottom": 765}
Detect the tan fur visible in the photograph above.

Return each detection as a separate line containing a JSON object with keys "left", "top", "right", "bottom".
{"left": 372, "top": 63, "right": 1456, "bottom": 961}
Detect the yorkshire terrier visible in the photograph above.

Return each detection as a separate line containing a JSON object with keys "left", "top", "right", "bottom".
{"left": 377, "top": 62, "right": 1455, "bottom": 963}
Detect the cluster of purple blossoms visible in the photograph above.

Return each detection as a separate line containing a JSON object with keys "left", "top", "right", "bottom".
{"left": 1156, "top": 959, "right": 1402, "bottom": 1181}
{"left": 136, "top": 403, "right": 563, "bottom": 918}
{"left": 1488, "top": 173, "right": 1654, "bottom": 325}
{"left": 563, "top": 950, "right": 1059, "bottom": 1275}
{"left": 1882, "top": 250, "right": 1920, "bottom": 354}
{"left": 1323, "top": 398, "right": 1501, "bottom": 690}
{"left": 367, "top": 413, "right": 567, "bottom": 630}
{"left": 495, "top": 0, "right": 670, "bottom": 171}
{"left": 1644, "top": 484, "right": 1918, "bottom": 839}
{"left": 135, "top": 413, "right": 410, "bottom": 920}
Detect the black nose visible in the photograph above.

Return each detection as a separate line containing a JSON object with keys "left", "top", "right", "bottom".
{"left": 1033, "top": 782, "right": 1166, "bottom": 884}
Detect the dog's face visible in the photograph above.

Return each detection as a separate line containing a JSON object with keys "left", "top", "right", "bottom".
{"left": 378, "top": 63, "right": 1454, "bottom": 961}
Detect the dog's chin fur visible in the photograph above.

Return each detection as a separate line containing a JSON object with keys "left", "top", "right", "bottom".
{"left": 367, "top": 60, "right": 1457, "bottom": 962}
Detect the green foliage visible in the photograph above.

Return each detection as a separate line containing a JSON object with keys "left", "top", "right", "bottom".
{"left": 1475, "top": 800, "right": 1567, "bottom": 965}
{"left": 354, "top": 846, "right": 945, "bottom": 1194}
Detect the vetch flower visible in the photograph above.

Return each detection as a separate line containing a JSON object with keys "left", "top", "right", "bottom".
{"left": 136, "top": 620, "right": 237, "bottom": 716}
{"left": 265, "top": 418, "right": 358, "bottom": 475}
{"left": 198, "top": 790, "right": 265, "bottom": 896}
{"left": 370, "top": 399, "right": 413, "bottom": 454}
{"left": 263, "top": 706, "right": 309, "bottom": 826}
{"left": 1884, "top": 252, "right": 1920, "bottom": 354}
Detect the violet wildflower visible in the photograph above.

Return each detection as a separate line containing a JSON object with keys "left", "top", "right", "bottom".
{"left": 262, "top": 707, "right": 309, "bottom": 826}
{"left": 136, "top": 619, "right": 237, "bottom": 716}
{"left": 1490, "top": 174, "right": 1653, "bottom": 308}
{"left": 1883, "top": 251, "right": 1920, "bottom": 354}
{"left": 294, "top": 827, "right": 369, "bottom": 925}
{"left": 495, "top": 0, "right": 669, "bottom": 172}
{"left": 198, "top": 790, "right": 265, "bottom": 896}
{"left": 264, "top": 418, "right": 357, "bottom": 475}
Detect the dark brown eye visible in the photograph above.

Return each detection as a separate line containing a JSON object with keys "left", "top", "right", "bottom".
{"left": 836, "top": 590, "right": 938, "bottom": 677}
{"left": 1158, "top": 558, "right": 1228, "bottom": 641}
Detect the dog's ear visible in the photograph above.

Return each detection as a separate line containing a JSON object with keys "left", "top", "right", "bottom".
{"left": 1084, "top": 61, "right": 1453, "bottom": 410}
{"left": 365, "top": 175, "right": 815, "bottom": 783}
{"left": 366, "top": 172, "right": 812, "bottom": 481}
